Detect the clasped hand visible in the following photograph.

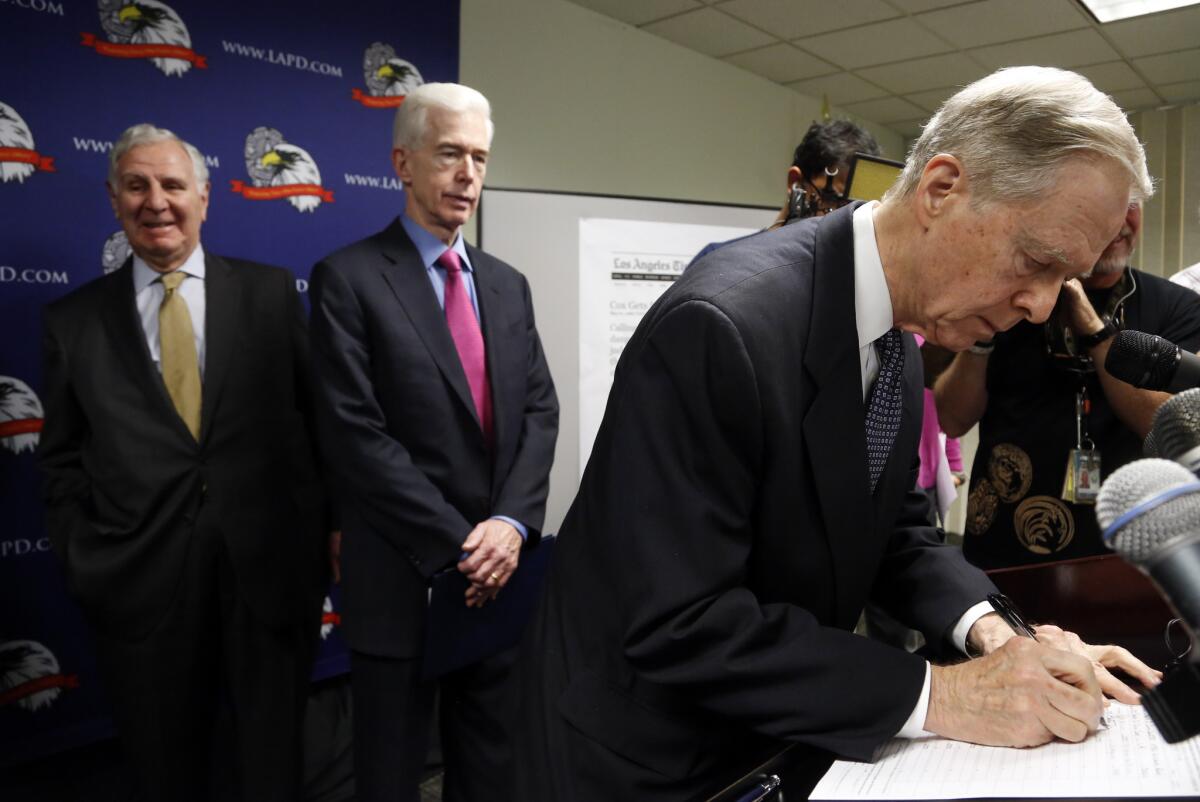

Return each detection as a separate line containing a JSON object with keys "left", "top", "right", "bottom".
{"left": 457, "top": 519, "right": 522, "bottom": 608}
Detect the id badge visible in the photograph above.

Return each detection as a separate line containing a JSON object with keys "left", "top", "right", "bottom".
{"left": 1063, "top": 448, "right": 1101, "bottom": 504}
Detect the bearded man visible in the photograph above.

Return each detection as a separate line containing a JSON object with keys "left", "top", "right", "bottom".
{"left": 937, "top": 202, "right": 1200, "bottom": 567}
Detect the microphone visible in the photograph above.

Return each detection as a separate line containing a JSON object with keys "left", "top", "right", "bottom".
{"left": 1150, "top": 389, "right": 1200, "bottom": 474}
{"left": 1096, "top": 459, "right": 1200, "bottom": 742}
{"left": 1105, "top": 330, "right": 1200, "bottom": 393}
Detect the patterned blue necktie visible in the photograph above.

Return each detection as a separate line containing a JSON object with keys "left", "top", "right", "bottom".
{"left": 865, "top": 329, "right": 904, "bottom": 493}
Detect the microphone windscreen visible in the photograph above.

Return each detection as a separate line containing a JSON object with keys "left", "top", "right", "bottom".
{"left": 1151, "top": 388, "right": 1200, "bottom": 463}
{"left": 1106, "top": 330, "right": 1179, "bottom": 390}
{"left": 1096, "top": 458, "right": 1200, "bottom": 563}
{"left": 1144, "top": 428, "right": 1160, "bottom": 458}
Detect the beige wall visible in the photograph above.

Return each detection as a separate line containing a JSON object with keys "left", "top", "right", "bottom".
{"left": 1131, "top": 102, "right": 1200, "bottom": 278}
{"left": 460, "top": 0, "right": 904, "bottom": 212}
{"left": 458, "top": 0, "right": 904, "bottom": 530}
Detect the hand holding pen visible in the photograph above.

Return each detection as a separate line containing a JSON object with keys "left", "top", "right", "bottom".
{"left": 987, "top": 593, "right": 1162, "bottom": 709}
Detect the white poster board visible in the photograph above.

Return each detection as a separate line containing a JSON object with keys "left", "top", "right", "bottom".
{"left": 577, "top": 218, "right": 756, "bottom": 474}
{"left": 478, "top": 188, "right": 772, "bottom": 532}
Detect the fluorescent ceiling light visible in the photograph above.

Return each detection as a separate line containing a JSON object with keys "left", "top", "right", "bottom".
{"left": 1077, "top": 0, "right": 1200, "bottom": 22}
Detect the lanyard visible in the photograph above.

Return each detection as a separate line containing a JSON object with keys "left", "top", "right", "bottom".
{"left": 1075, "top": 385, "right": 1094, "bottom": 451}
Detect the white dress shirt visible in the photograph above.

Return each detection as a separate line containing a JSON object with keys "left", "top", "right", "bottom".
{"left": 851, "top": 203, "right": 992, "bottom": 737}
{"left": 133, "top": 244, "right": 207, "bottom": 380}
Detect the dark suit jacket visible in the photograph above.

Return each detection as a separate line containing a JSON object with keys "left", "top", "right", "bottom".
{"left": 38, "top": 254, "right": 328, "bottom": 640}
{"left": 515, "top": 203, "right": 996, "bottom": 799}
{"left": 309, "top": 219, "right": 558, "bottom": 658}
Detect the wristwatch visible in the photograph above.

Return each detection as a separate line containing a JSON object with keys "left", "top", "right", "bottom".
{"left": 1077, "top": 316, "right": 1120, "bottom": 350}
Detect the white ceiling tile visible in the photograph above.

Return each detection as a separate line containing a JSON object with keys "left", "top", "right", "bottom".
{"left": 720, "top": 0, "right": 899, "bottom": 40}
{"left": 1074, "top": 60, "right": 1148, "bottom": 93}
{"left": 566, "top": 0, "right": 702, "bottom": 26}
{"left": 642, "top": 7, "right": 776, "bottom": 57}
{"left": 787, "top": 72, "right": 892, "bottom": 105}
{"left": 724, "top": 43, "right": 837, "bottom": 82}
{"left": 972, "top": 29, "right": 1121, "bottom": 70}
{"left": 1134, "top": 48, "right": 1200, "bottom": 85}
{"left": 841, "top": 96, "right": 930, "bottom": 123}
{"left": 795, "top": 18, "right": 955, "bottom": 69}
{"left": 1156, "top": 79, "right": 1200, "bottom": 104}
{"left": 1110, "top": 87, "right": 1163, "bottom": 111}
{"left": 856, "top": 52, "right": 988, "bottom": 94}
{"left": 905, "top": 86, "right": 961, "bottom": 112}
{"left": 888, "top": 0, "right": 969, "bottom": 11}
{"left": 1101, "top": 6, "right": 1200, "bottom": 59}
{"left": 915, "top": 0, "right": 1089, "bottom": 48}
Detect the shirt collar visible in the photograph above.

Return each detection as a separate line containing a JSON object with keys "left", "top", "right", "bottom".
{"left": 399, "top": 212, "right": 473, "bottom": 273}
{"left": 852, "top": 202, "right": 894, "bottom": 349}
{"left": 132, "top": 243, "right": 206, "bottom": 293}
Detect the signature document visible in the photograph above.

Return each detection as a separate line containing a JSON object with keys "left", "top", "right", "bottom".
{"left": 811, "top": 703, "right": 1200, "bottom": 800}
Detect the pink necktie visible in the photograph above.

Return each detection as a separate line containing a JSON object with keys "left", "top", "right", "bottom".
{"left": 438, "top": 249, "right": 493, "bottom": 442}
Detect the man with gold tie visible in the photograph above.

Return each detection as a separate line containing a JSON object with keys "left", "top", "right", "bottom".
{"left": 38, "top": 124, "right": 329, "bottom": 801}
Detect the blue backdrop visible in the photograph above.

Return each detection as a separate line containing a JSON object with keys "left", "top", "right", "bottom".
{"left": 1, "top": 0, "right": 459, "bottom": 766}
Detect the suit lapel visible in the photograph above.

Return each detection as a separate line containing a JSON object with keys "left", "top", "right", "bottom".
{"left": 200, "top": 253, "right": 239, "bottom": 445}
{"left": 100, "top": 258, "right": 197, "bottom": 445}
{"left": 800, "top": 204, "right": 875, "bottom": 628}
{"left": 377, "top": 221, "right": 482, "bottom": 435}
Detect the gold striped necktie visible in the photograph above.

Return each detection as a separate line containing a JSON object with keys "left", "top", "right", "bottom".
{"left": 159, "top": 270, "right": 201, "bottom": 440}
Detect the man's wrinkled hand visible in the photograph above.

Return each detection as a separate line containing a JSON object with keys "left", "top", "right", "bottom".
{"left": 926, "top": 637, "right": 1104, "bottom": 747}
{"left": 1032, "top": 624, "right": 1163, "bottom": 704}
{"left": 458, "top": 519, "right": 522, "bottom": 608}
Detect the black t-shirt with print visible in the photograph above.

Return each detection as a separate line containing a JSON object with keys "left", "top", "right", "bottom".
{"left": 964, "top": 268, "right": 1200, "bottom": 569}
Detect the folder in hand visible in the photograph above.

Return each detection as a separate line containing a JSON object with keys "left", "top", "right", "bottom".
{"left": 421, "top": 534, "right": 555, "bottom": 680}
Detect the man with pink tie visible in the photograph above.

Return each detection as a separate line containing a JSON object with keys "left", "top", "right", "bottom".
{"left": 309, "top": 83, "right": 558, "bottom": 802}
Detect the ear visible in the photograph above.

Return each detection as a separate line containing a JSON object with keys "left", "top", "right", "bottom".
{"left": 1126, "top": 201, "right": 1143, "bottom": 237}
{"left": 786, "top": 165, "right": 803, "bottom": 190}
{"left": 392, "top": 147, "right": 412, "bottom": 185}
{"left": 106, "top": 182, "right": 119, "bottom": 218}
{"left": 913, "top": 153, "right": 966, "bottom": 228}
{"left": 199, "top": 180, "right": 210, "bottom": 223}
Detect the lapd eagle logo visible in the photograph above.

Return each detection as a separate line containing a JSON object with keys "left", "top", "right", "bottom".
{"left": 102, "top": 230, "right": 133, "bottom": 274}
{"left": 0, "top": 641, "right": 67, "bottom": 712}
{"left": 0, "top": 102, "right": 37, "bottom": 185}
{"left": 363, "top": 43, "right": 423, "bottom": 98}
{"left": 98, "top": 0, "right": 194, "bottom": 77}
{"left": 244, "top": 127, "right": 324, "bottom": 213}
{"left": 320, "top": 596, "right": 338, "bottom": 640}
{"left": 0, "top": 376, "right": 43, "bottom": 455}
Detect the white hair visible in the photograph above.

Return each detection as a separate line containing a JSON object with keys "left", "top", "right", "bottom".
{"left": 108, "top": 123, "right": 209, "bottom": 188}
{"left": 885, "top": 66, "right": 1152, "bottom": 207}
{"left": 391, "top": 82, "right": 494, "bottom": 150}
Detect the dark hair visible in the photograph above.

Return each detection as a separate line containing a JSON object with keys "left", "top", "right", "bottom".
{"left": 792, "top": 120, "right": 880, "bottom": 180}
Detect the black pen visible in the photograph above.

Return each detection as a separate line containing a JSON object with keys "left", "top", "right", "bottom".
{"left": 734, "top": 774, "right": 781, "bottom": 802}
{"left": 987, "top": 593, "right": 1038, "bottom": 640}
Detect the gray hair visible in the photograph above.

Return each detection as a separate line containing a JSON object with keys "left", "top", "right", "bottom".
{"left": 885, "top": 66, "right": 1152, "bottom": 207}
{"left": 392, "top": 82, "right": 494, "bottom": 150}
{"left": 108, "top": 123, "right": 209, "bottom": 188}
